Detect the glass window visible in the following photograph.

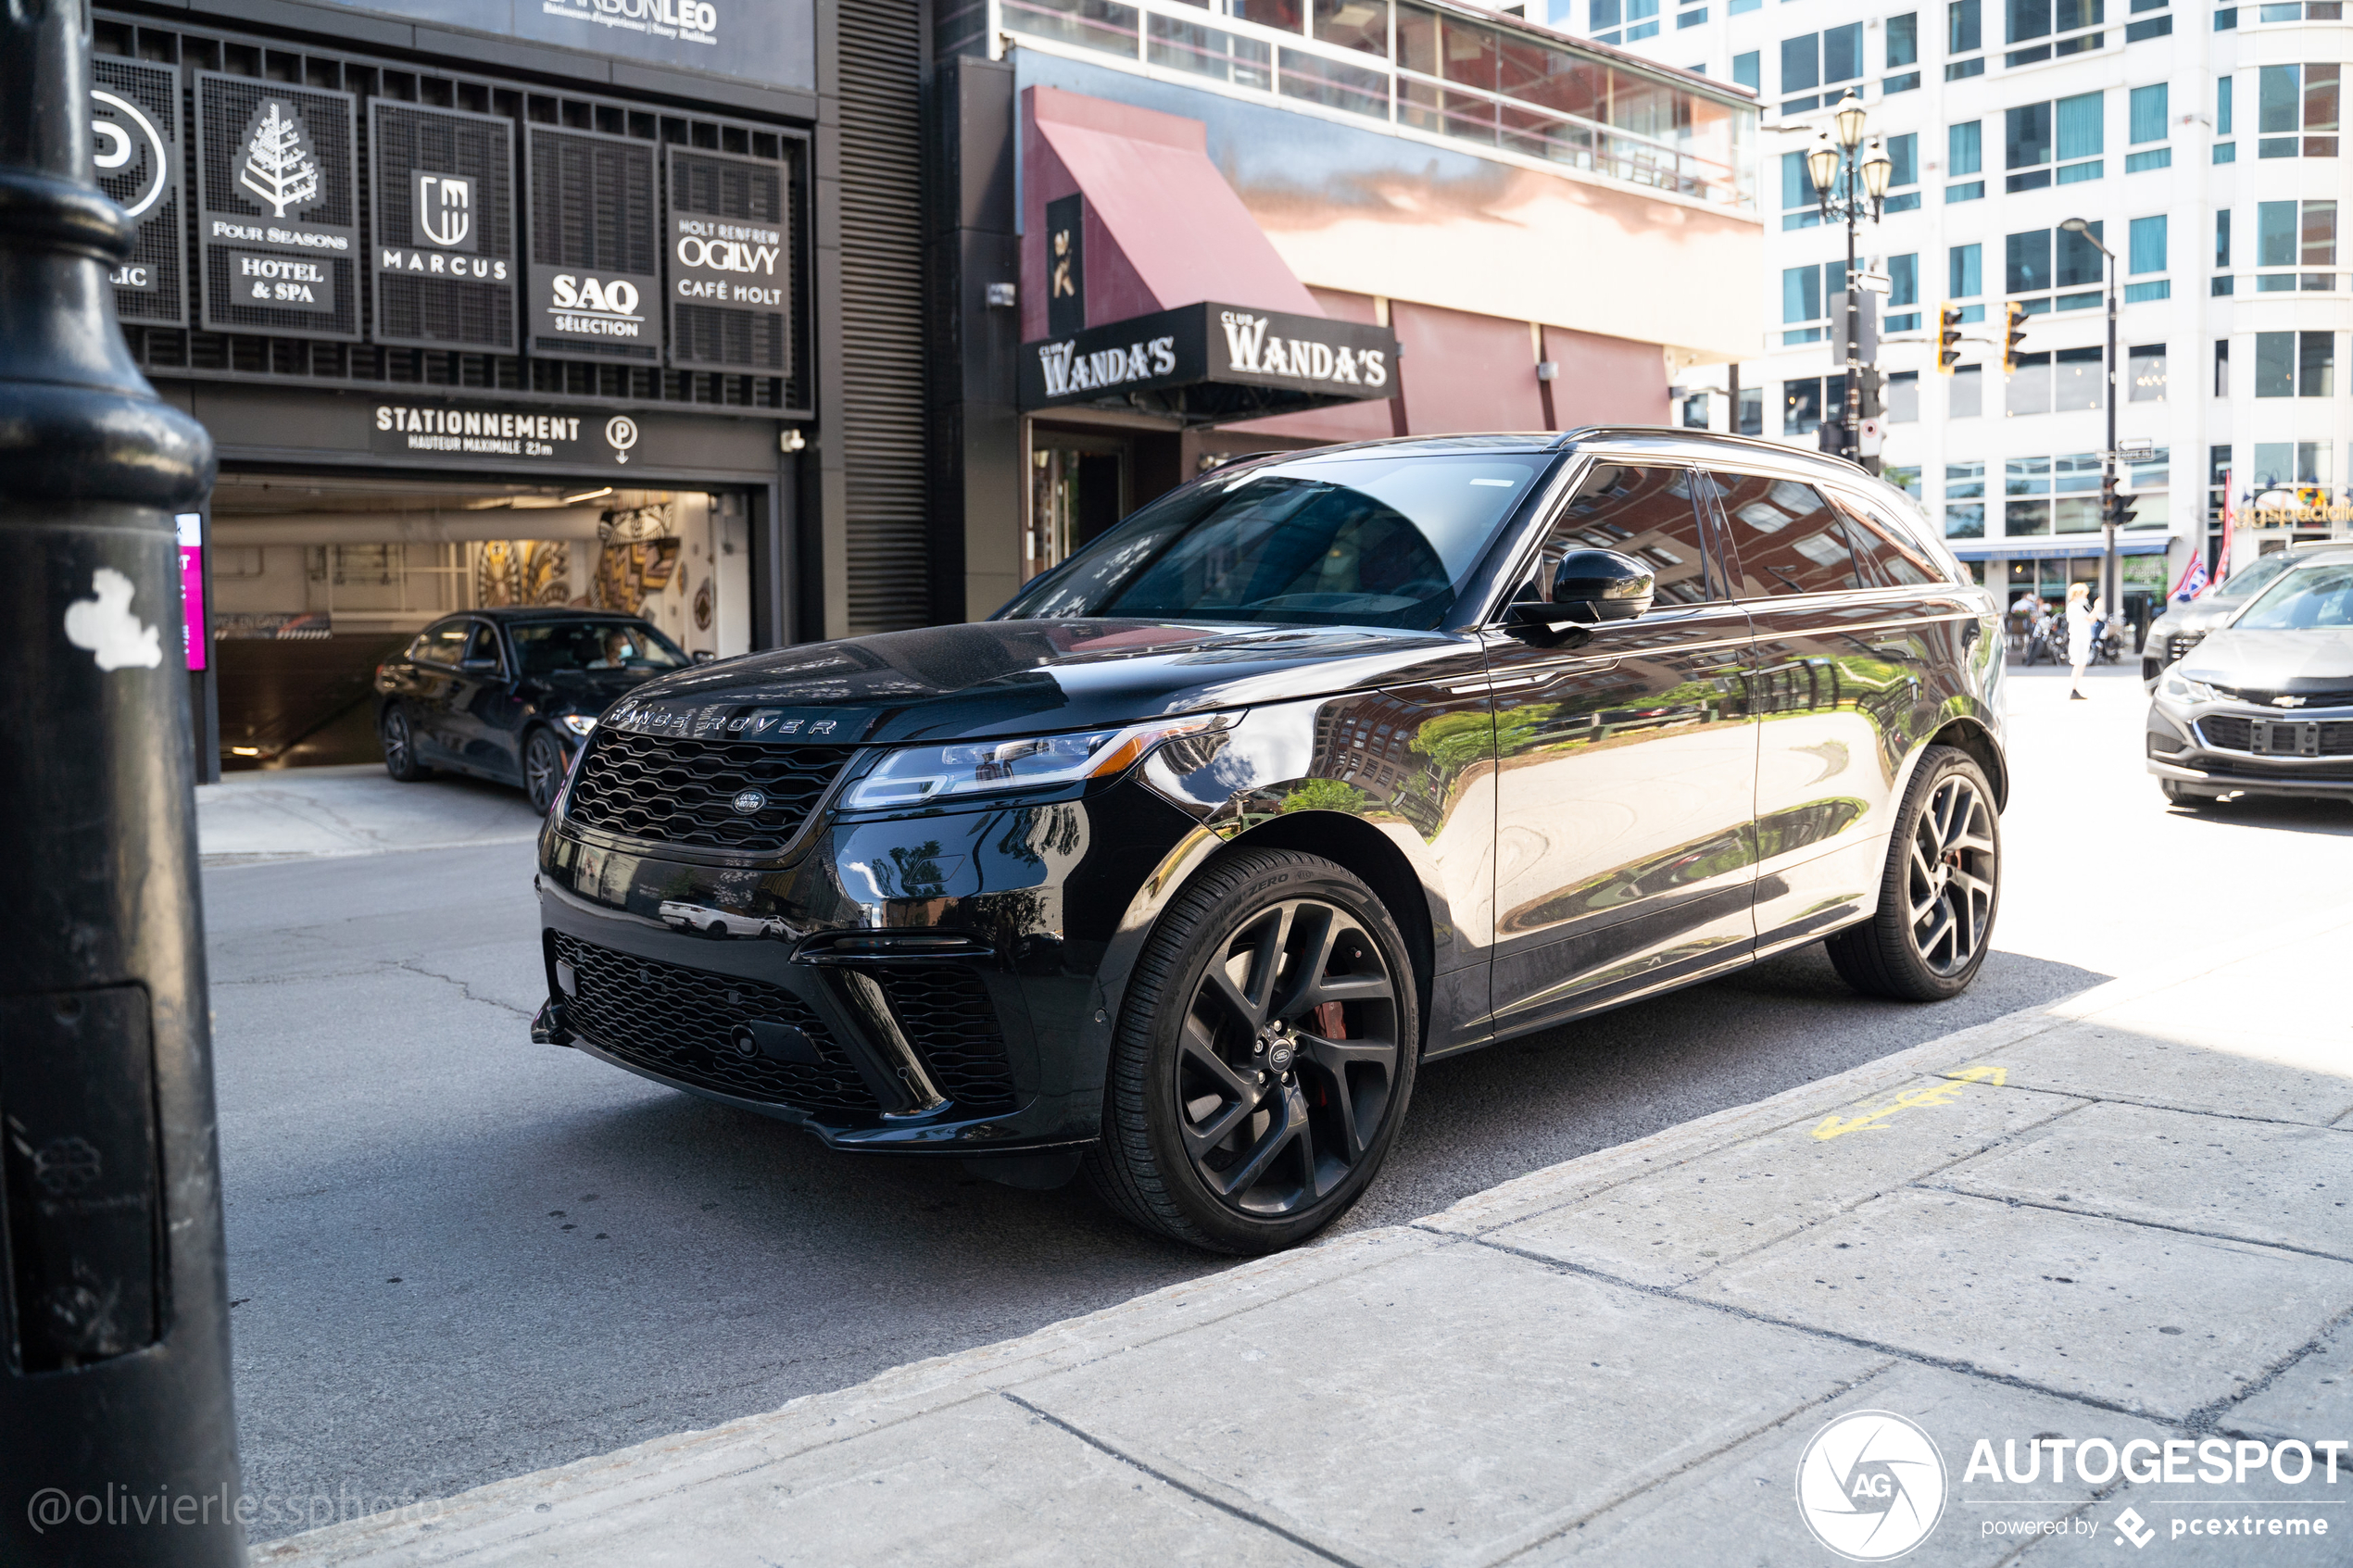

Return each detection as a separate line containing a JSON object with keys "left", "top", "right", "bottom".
{"left": 1592, "top": 0, "right": 1620, "bottom": 28}
{"left": 2057, "top": 92, "right": 2104, "bottom": 161}
{"left": 2302, "top": 331, "right": 2334, "bottom": 396}
{"left": 1951, "top": 0, "right": 1982, "bottom": 52}
{"left": 1312, "top": 0, "right": 1389, "bottom": 55}
{"left": 2129, "top": 344, "right": 2167, "bottom": 401}
{"left": 2006, "top": 229, "right": 2051, "bottom": 293}
{"left": 2007, "top": 103, "right": 2053, "bottom": 169}
{"left": 2130, "top": 83, "right": 2168, "bottom": 144}
{"left": 461, "top": 623, "right": 501, "bottom": 667}
{"left": 1951, "top": 363, "right": 1982, "bottom": 418}
{"left": 1840, "top": 498, "right": 1939, "bottom": 585}
{"left": 1232, "top": 0, "right": 1304, "bottom": 31}
{"left": 2309, "top": 63, "right": 2340, "bottom": 133}
{"left": 1781, "top": 33, "right": 1819, "bottom": 94}
{"left": 2129, "top": 214, "right": 2167, "bottom": 275}
{"left": 2054, "top": 452, "right": 2103, "bottom": 493}
{"left": 2259, "top": 201, "right": 2297, "bottom": 267}
{"left": 1783, "top": 378, "right": 1826, "bottom": 434}
{"left": 1733, "top": 50, "right": 1760, "bottom": 91}
{"left": 2007, "top": 350, "right": 2053, "bottom": 416}
{"left": 1002, "top": 450, "right": 1556, "bottom": 629}
{"left": 2255, "top": 331, "right": 2295, "bottom": 397}
{"left": 510, "top": 620, "right": 689, "bottom": 674}
{"left": 2055, "top": 345, "right": 2104, "bottom": 410}
{"left": 1735, "top": 384, "right": 1762, "bottom": 436}
{"left": 2006, "top": 456, "right": 2052, "bottom": 495}
{"left": 2007, "top": 0, "right": 2052, "bottom": 44}
{"left": 2007, "top": 499, "right": 2051, "bottom": 536}
{"left": 1782, "top": 262, "right": 1826, "bottom": 322}
{"left": 1889, "top": 252, "right": 1919, "bottom": 307}
{"left": 416, "top": 621, "right": 471, "bottom": 666}
{"left": 1888, "top": 369, "right": 1920, "bottom": 421}
{"left": 1887, "top": 132, "right": 1919, "bottom": 187}
{"left": 2217, "top": 208, "right": 2232, "bottom": 267}
{"left": 2056, "top": 221, "right": 2105, "bottom": 288}
{"left": 2305, "top": 200, "right": 2338, "bottom": 266}
{"left": 1889, "top": 13, "right": 1919, "bottom": 67}
{"left": 2218, "top": 75, "right": 2233, "bottom": 136}
{"left": 1824, "top": 22, "right": 1863, "bottom": 82}
{"left": 1950, "top": 120, "right": 1982, "bottom": 176}
{"left": 1950, "top": 241, "right": 1982, "bottom": 296}
{"left": 2260, "top": 65, "right": 2299, "bottom": 133}
{"left": 1781, "top": 150, "right": 1811, "bottom": 210}
{"left": 1533, "top": 465, "right": 1717, "bottom": 606}
{"left": 2215, "top": 338, "right": 2230, "bottom": 396}
{"left": 1711, "top": 474, "right": 1860, "bottom": 597}
{"left": 1945, "top": 503, "right": 1985, "bottom": 538}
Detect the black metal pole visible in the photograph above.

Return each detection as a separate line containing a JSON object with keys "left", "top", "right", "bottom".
{"left": 2100, "top": 254, "right": 2121, "bottom": 643}
{"left": 1843, "top": 160, "right": 1861, "bottom": 464}
{"left": 0, "top": 0, "right": 245, "bottom": 1562}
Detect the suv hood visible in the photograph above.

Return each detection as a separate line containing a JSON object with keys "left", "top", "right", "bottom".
{"left": 598, "top": 620, "right": 1479, "bottom": 746}
{"left": 2179, "top": 627, "right": 2353, "bottom": 690}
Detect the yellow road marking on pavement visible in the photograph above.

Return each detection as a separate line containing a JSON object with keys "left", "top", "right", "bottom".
{"left": 1810, "top": 1065, "right": 2008, "bottom": 1140}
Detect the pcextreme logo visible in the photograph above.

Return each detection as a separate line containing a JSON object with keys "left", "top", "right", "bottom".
{"left": 1795, "top": 1411, "right": 1948, "bottom": 1561}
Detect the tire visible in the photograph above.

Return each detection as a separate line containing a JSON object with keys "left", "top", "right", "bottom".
{"left": 380, "top": 706, "right": 430, "bottom": 783}
{"left": 2161, "top": 780, "right": 2208, "bottom": 808}
{"left": 1827, "top": 746, "right": 2001, "bottom": 1002}
{"left": 523, "top": 728, "right": 568, "bottom": 815}
{"left": 1085, "top": 848, "right": 1418, "bottom": 1255}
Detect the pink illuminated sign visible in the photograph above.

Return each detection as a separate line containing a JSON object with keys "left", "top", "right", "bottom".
{"left": 177, "top": 512, "right": 207, "bottom": 671}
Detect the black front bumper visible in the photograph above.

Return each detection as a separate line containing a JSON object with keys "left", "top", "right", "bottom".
{"left": 2145, "top": 701, "right": 2353, "bottom": 798}
{"left": 533, "top": 777, "right": 1198, "bottom": 1155}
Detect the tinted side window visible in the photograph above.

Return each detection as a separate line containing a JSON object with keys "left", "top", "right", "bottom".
{"left": 1528, "top": 464, "right": 1716, "bottom": 607}
{"left": 1837, "top": 496, "right": 1939, "bottom": 587}
{"left": 1708, "top": 473, "right": 1860, "bottom": 597}
{"left": 463, "top": 624, "right": 502, "bottom": 666}
{"left": 416, "top": 621, "right": 471, "bottom": 666}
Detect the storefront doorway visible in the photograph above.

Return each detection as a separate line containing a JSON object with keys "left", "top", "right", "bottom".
{"left": 208, "top": 470, "right": 755, "bottom": 771}
{"left": 1026, "top": 427, "right": 1130, "bottom": 583}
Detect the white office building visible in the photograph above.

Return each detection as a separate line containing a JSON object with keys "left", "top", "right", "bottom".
{"left": 1551, "top": 0, "right": 2351, "bottom": 631}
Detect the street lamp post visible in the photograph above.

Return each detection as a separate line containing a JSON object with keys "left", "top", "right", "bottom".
{"left": 2060, "top": 216, "right": 2121, "bottom": 641}
{"left": 0, "top": 0, "right": 245, "bottom": 1561}
{"left": 1808, "top": 93, "right": 1894, "bottom": 467}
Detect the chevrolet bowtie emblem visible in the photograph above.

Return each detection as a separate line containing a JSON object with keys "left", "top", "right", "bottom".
{"left": 2274, "top": 695, "right": 2307, "bottom": 709}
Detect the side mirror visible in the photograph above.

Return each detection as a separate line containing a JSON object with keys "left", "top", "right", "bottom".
{"left": 692, "top": 649, "right": 717, "bottom": 664}
{"left": 1510, "top": 548, "right": 1655, "bottom": 628}
{"left": 459, "top": 656, "right": 499, "bottom": 672}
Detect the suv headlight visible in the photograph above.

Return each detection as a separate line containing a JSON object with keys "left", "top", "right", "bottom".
{"left": 842, "top": 715, "right": 1232, "bottom": 810}
{"left": 2159, "top": 673, "right": 2218, "bottom": 705}
{"left": 560, "top": 714, "right": 598, "bottom": 736}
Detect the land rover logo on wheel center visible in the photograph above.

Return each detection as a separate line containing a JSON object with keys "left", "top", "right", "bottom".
{"left": 1795, "top": 1411, "right": 1947, "bottom": 1560}
{"left": 731, "top": 789, "right": 766, "bottom": 815}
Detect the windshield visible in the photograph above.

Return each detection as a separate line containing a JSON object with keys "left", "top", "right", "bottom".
{"left": 2235, "top": 562, "right": 2353, "bottom": 630}
{"left": 510, "top": 620, "right": 690, "bottom": 675}
{"left": 999, "top": 450, "right": 1555, "bottom": 629}
{"left": 2209, "top": 550, "right": 2303, "bottom": 604}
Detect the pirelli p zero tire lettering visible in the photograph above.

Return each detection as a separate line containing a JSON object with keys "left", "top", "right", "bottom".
{"left": 1085, "top": 848, "right": 1417, "bottom": 1255}
{"left": 1828, "top": 745, "right": 2002, "bottom": 1002}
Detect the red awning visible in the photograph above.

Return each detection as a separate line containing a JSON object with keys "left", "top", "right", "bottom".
{"left": 1023, "top": 87, "right": 1321, "bottom": 343}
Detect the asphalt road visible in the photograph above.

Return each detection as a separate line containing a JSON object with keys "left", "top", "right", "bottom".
{"left": 208, "top": 662, "right": 2353, "bottom": 1537}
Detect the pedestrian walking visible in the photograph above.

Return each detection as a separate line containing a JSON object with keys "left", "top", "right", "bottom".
{"left": 2066, "top": 582, "right": 2094, "bottom": 699}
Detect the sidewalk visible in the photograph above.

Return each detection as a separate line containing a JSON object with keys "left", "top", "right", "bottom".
{"left": 198, "top": 764, "right": 544, "bottom": 867}
{"left": 253, "top": 902, "right": 2353, "bottom": 1566}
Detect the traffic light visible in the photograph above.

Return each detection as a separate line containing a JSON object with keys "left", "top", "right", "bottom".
{"left": 2109, "top": 489, "right": 2139, "bottom": 530}
{"left": 1937, "top": 303, "right": 1964, "bottom": 374}
{"left": 2000, "top": 300, "right": 2029, "bottom": 373}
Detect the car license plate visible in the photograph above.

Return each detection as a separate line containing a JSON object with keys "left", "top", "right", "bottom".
{"left": 2249, "top": 720, "right": 2320, "bottom": 757}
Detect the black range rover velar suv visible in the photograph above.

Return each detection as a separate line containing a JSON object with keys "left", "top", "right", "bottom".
{"left": 532, "top": 430, "right": 2007, "bottom": 1253}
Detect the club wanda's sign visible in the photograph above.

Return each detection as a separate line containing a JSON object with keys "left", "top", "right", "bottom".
{"left": 1020, "top": 302, "right": 1398, "bottom": 415}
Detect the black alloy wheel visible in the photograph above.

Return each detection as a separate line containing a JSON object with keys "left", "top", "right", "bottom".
{"left": 1828, "top": 745, "right": 2001, "bottom": 1001}
{"left": 524, "top": 728, "right": 568, "bottom": 815}
{"left": 381, "top": 706, "right": 428, "bottom": 783}
{"left": 1088, "top": 849, "right": 1417, "bottom": 1254}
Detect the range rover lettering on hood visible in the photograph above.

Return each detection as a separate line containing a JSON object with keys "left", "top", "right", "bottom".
{"left": 602, "top": 698, "right": 884, "bottom": 743}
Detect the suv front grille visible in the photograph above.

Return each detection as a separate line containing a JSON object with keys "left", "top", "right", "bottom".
{"left": 551, "top": 933, "right": 877, "bottom": 1116}
{"left": 877, "top": 966, "right": 1019, "bottom": 1113}
{"left": 566, "top": 730, "right": 856, "bottom": 854}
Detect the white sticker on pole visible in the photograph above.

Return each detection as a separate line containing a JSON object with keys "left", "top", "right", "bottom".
{"left": 65, "top": 568, "right": 164, "bottom": 671}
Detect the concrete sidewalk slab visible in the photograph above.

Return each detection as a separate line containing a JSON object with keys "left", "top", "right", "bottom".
{"left": 1011, "top": 1239, "right": 1883, "bottom": 1568}
{"left": 1931, "top": 1101, "right": 2353, "bottom": 1261}
{"left": 1480, "top": 1071, "right": 2084, "bottom": 1288}
{"left": 200, "top": 764, "right": 543, "bottom": 867}
{"left": 2220, "top": 1321, "right": 2353, "bottom": 1445}
{"left": 1981, "top": 1021, "right": 2353, "bottom": 1128}
{"left": 1699, "top": 1186, "right": 2353, "bottom": 1421}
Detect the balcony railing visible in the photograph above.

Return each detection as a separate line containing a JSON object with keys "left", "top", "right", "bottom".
{"left": 985, "top": 0, "right": 1759, "bottom": 211}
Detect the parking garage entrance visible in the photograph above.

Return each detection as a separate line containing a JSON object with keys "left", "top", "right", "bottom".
{"left": 207, "top": 470, "right": 760, "bottom": 771}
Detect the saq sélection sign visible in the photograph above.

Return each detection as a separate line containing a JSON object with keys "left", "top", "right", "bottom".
{"left": 1019, "top": 302, "right": 1398, "bottom": 413}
